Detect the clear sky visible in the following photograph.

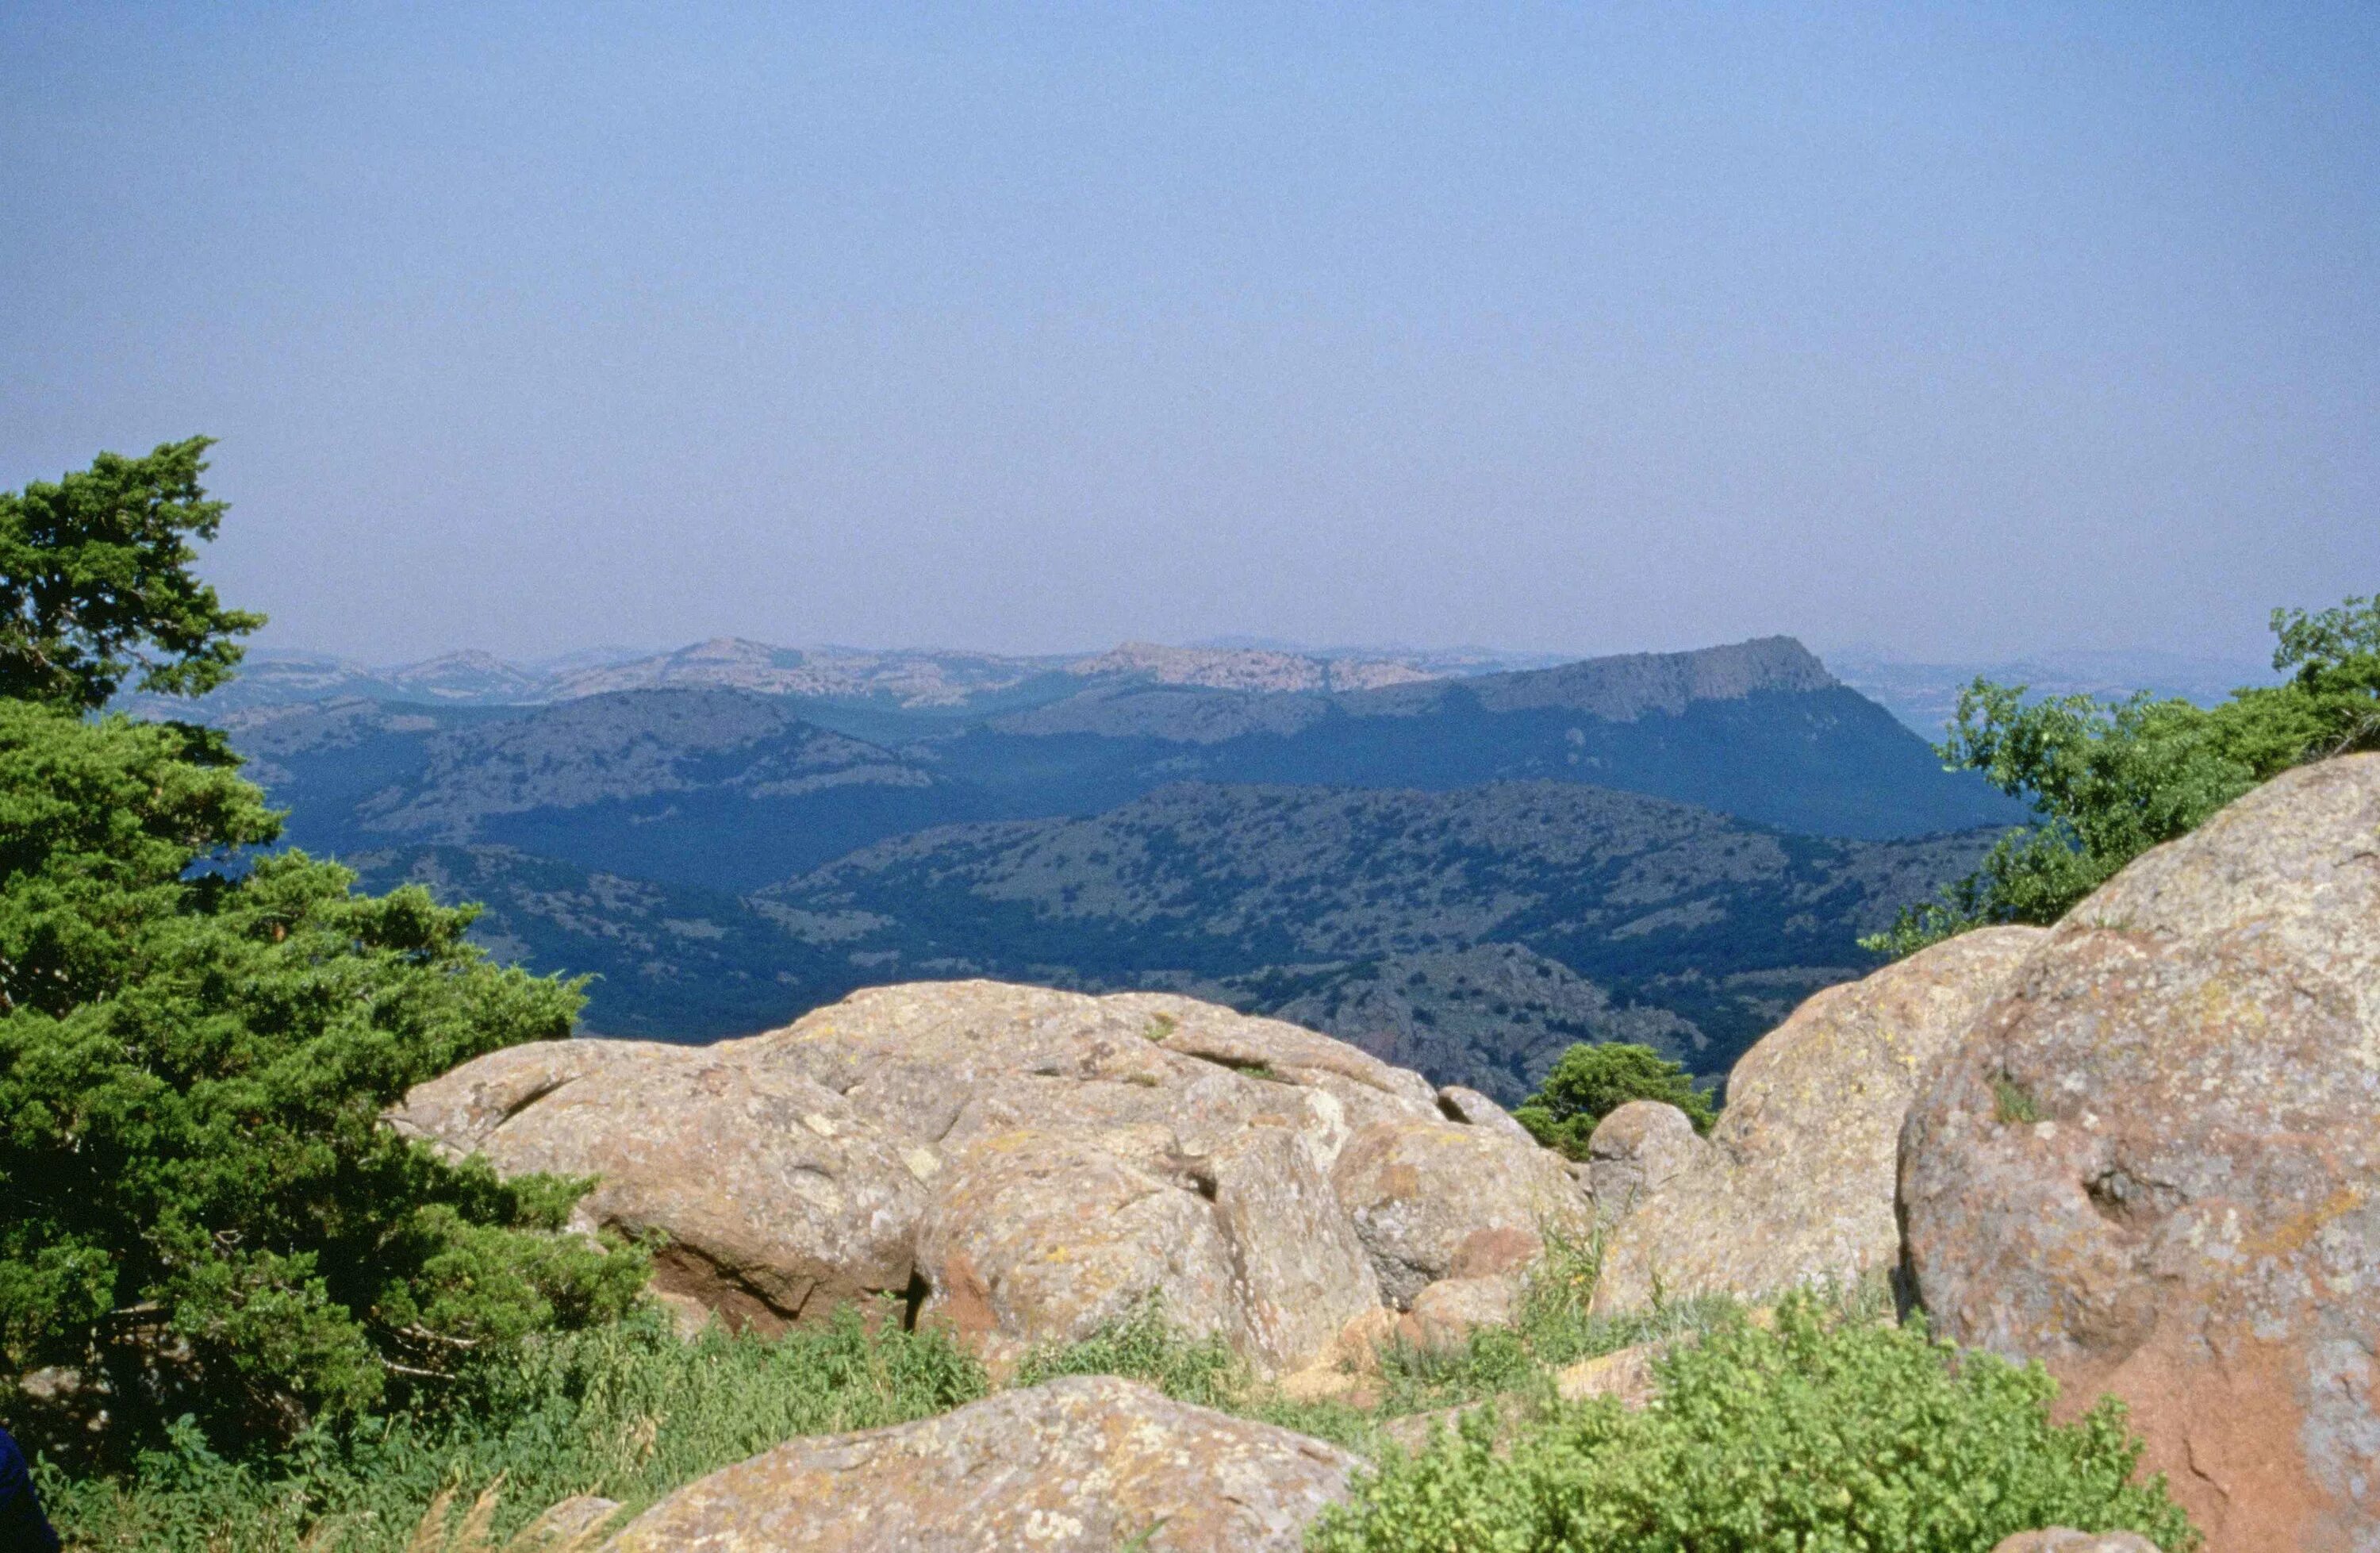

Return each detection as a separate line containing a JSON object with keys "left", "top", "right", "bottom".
{"left": 3, "top": 3, "right": 2374, "bottom": 663}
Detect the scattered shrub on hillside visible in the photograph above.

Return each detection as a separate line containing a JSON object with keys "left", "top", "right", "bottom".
{"left": 1306, "top": 1294, "right": 2198, "bottom": 1553}
{"left": 1514, "top": 1043, "right": 1715, "bottom": 1159}
{"left": 1866, "top": 592, "right": 2380, "bottom": 957}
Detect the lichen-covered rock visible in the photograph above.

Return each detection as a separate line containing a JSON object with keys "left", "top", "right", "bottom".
{"left": 1554, "top": 1341, "right": 1664, "bottom": 1408}
{"left": 1206, "top": 1126, "right": 1384, "bottom": 1371}
{"left": 1591, "top": 926, "right": 2044, "bottom": 1314}
{"left": 1330, "top": 1118, "right": 1588, "bottom": 1308}
{"left": 1399, "top": 1274, "right": 1518, "bottom": 1351}
{"left": 1583, "top": 1100, "right": 1706, "bottom": 1214}
{"left": 911, "top": 1129, "right": 1239, "bottom": 1374}
{"left": 599, "top": 1376, "right": 1361, "bottom": 1552}
{"left": 905, "top": 1121, "right": 1382, "bottom": 1378}
{"left": 1989, "top": 1533, "right": 2159, "bottom": 1553}
{"left": 1902, "top": 754, "right": 2380, "bottom": 1553}
{"left": 400, "top": 980, "right": 1565, "bottom": 1373}
{"left": 512, "top": 1495, "right": 624, "bottom": 1548}
{"left": 747, "top": 982, "right": 1433, "bottom": 1164}
{"left": 390, "top": 1040, "right": 932, "bottom": 1329}
{"left": 1434, "top": 1084, "right": 1539, "bottom": 1147}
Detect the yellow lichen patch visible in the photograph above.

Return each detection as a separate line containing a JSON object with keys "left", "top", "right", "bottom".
{"left": 2244, "top": 1185, "right": 2366, "bottom": 1261}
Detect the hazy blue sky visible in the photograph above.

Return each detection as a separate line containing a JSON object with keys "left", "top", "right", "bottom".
{"left": 3, "top": 3, "right": 2374, "bottom": 663}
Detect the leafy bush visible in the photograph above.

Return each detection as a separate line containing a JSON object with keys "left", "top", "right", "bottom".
{"left": 1306, "top": 1294, "right": 2198, "bottom": 1553}
{"left": 1867, "top": 593, "right": 2380, "bottom": 956}
{"left": 1514, "top": 1044, "right": 1715, "bottom": 1160}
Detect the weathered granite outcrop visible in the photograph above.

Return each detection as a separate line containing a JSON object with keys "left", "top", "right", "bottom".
{"left": 1582, "top": 1098, "right": 1708, "bottom": 1215}
{"left": 1902, "top": 754, "right": 2380, "bottom": 1553}
{"left": 598, "top": 1376, "right": 1361, "bottom": 1553}
{"left": 387, "top": 1038, "right": 934, "bottom": 1329}
{"left": 394, "top": 981, "right": 1576, "bottom": 1375}
{"left": 1590, "top": 925, "right": 2044, "bottom": 1314}
{"left": 1329, "top": 1117, "right": 1589, "bottom": 1308}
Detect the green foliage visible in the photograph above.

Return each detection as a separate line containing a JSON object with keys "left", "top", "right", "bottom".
{"left": 0, "top": 705, "right": 643, "bottom": 1450}
{"left": 0, "top": 439, "right": 263, "bottom": 713}
{"left": 41, "top": 1304, "right": 989, "bottom": 1552}
{"left": 1307, "top": 1294, "right": 2198, "bottom": 1553}
{"left": 1865, "top": 594, "right": 2380, "bottom": 957}
{"left": 1992, "top": 1076, "right": 2041, "bottom": 1126}
{"left": 1014, "top": 1297, "right": 1250, "bottom": 1412}
{"left": 0, "top": 452, "right": 643, "bottom": 1455}
{"left": 1514, "top": 1043, "right": 1715, "bottom": 1160}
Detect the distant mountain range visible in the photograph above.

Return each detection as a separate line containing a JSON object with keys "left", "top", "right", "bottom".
{"left": 146, "top": 633, "right": 2265, "bottom": 738}
{"left": 170, "top": 635, "right": 2028, "bottom": 1096}
{"left": 1820, "top": 645, "right": 2278, "bottom": 737}
{"left": 131, "top": 636, "right": 1572, "bottom": 715}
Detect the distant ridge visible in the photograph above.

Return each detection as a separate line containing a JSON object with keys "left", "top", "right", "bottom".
{"left": 1345, "top": 636, "right": 1841, "bottom": 721}
{"left": 1066, "top": 641, "right": 1438, "bottom": 694}
{"left": 141, "top": 637, "right": 1530, "bottom": 714}
{"left": 131, "top": 634, "right": 1858, "bottom": 724}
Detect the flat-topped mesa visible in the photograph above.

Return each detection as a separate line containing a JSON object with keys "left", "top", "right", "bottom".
{"left": 390, "top": 981, "right": 1586, "bottom": 1378}
{"left": 1342, "top": 636, "right": 1841, "bottom": 721}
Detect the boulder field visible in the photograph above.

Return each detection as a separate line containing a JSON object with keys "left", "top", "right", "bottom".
{"left": 390, "top": 752, "right": 2380, "bottom": 1553}
{"left": 393, "top": 981, "right": 1584, "bottom": 1378}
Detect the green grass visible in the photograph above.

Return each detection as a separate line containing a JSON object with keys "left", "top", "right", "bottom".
{"left": 40, "top": 1303, "right": 987, "bottom": 1552}
{"left": 34, "top": 1234, "right": 1658, "bottom": 1548}
{"left": 1994, "top": 1075, "right": 2043, "bottom": 1125}
{"left": 35, "top": 1241, "right": 2190, "bottom": 1553}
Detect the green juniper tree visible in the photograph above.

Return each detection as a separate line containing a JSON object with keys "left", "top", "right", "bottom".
{"left": 0, "top": 436, "right": 263, "bottom": 713}
{"left": 0, "top": 442, "right": 644, "bottom": 1458}
{"left": 1513, "top": 1042, "right": 1715, "bottom": 1160}
{"left": 1865, "top": 594, "right": 2380, "bottom": 957}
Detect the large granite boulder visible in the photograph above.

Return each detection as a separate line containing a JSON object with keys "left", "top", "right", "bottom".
{"left": 389, "top": 1039, "right": 933, "bottom": 1330}
{"left": 1582, "top": 1098, "right": 1707, "bottom": 1214}
{"left": 397, "top": 981, "right": 1565, "bottom": 1374}
{"left": 1330, "top": 1117, "right": 1590, "bottom": 1308}
{"left": 1902, "top": 755, "right": 2380, "bottom": 1553}
{"left": 599, "top": 1375, "right": 1361, "bottom": 1552}
{"left": 1591, "top": 926, "right": 2045, "bottom": 1314}
{"left": 745, "top": 983, "right": 1437, "bottom": 1161}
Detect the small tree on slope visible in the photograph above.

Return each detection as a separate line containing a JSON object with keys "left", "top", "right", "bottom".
{"left": 1514, "top": 1042, "right": 1715, "bottom": 1160}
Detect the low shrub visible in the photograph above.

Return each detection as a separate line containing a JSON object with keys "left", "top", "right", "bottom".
{"left": 1306, "top": 1294, "right": 2198, "bottom": 1553}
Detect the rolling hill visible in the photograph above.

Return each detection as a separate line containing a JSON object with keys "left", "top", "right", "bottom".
{"left": 201, "top": 636, "right": 2017, "bottom": 1097}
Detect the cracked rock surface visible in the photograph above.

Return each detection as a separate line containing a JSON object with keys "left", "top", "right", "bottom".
{"left": 1591, "top": 925, "right": 2044, "bottom": 1315}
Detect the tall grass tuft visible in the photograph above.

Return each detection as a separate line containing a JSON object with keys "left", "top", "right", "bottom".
{"left": 41, "top": 1303, "right": 986, "bottom": 1553}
